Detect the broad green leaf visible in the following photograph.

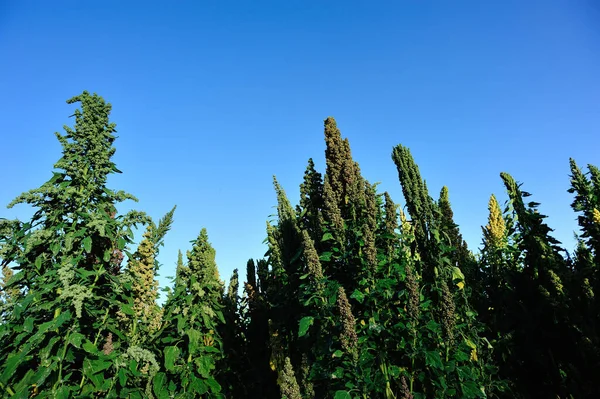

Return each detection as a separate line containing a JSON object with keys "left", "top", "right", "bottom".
{"left": 65, "top": 235, "right": 74, "bottom": 251}
{"left": 350, "top": 289, "right": 365, "bottom": 304}
{"left": 118, "top": 368, "right": 127, "bottom": 387}
{"left": 187, "top": 329, "right": 201, "bottom": 354}
{"left": 51, "top": 242, "right": 61, "bottom": 256}
{"left": 83, "top": 236, "right": 92, "bottom": 253}
{"left": 23, "top": 317, "right": 35, "bottom": 333}
{"left": 153, "top": 372, "right": 168, "bottom": 398}
{"left": 334, "top": 390, "right": 351, "bottom": 399}
{"left": 40, "top": 336, "right": 60, "bottom": 360}
{"left": 465, "top": 338, "right": 477, "bottom": 350}
{"left": 332, "top": 367, "right": 344, "bottom": 379}
{"left": 164, "top": 346, "right": 179, "bottom": 371}
{"left": 68, "top": 332, "right": 85, "bottom": 349}
{"left": 451, "top": 266, "right": 464, "bottom": 281}
{"left": 0, "top": 352, "right": 24, "bottom": 385}
{"left": 120, "top": 303, "right": 135, "bottom": 316}
{"left": 189, "top": 377, "right": 208, "bottom": 395}
{"left": 332, "top": 350, "right": 343, "bottom": 358}
{"left": 425, "top": 320, "right": 439, "bottom": 332}
{"left": 55, "top": 386, "right": 72, "bottom": 399}
{"left": 319, "top": 252, "right": 333, "bottom": 261}
{"left": 321, "top": 232, "right": 334, "bottom": 242}
{"left": 425, "top": 351, "right": 443, "bottom": 370}
{"left": 461, "top": 380, "right": 482, "bottom": 398}
{"left": 90, "top": 359, "right": 112, "bottom": 373}
{"left": 54, "top": 308, "right": 72, "bottom": 328}
{"left": 298, "top": 316, "right": 314, "bottom": 337}
{"left": 204, "top": 346, "right": 221, "bottom": 354}
{"left": 82, "top": 341, "right": 98, "bottom": 354}
{"left": 205, "top": 377, "right": 221, "bottom": 394}
{"left": 195, "top": 356, "right": 215, "bottom": 378}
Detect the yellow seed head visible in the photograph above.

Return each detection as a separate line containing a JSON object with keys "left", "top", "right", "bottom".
{"left": 593, "top": 208, "right": 600, "bottom": 225}
{"left": 484, "top": 194, "right": 506, "bottom": 249}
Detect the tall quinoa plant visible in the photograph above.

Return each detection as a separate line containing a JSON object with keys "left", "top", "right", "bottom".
{"left": 0, "top": 92, "right": 152, "bottom": 397}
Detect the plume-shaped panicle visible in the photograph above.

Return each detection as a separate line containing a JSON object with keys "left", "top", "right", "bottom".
{"left": 337, "top": 286, "right": 358, "bottom": 359}
{"left": 302, "top": 230, "right": 324, "bottom": 285}
{"left": 128, "top": 227, "right": 162, "bottom": 336}
{"left": 323, "top": 176, "right": 345, "bottom": 244}
{"left": 279, "top": 357, "right": 302, "bottom": 399}
{"left": 0, "top": 265, "right": 19, "bottom": 303}
{"left": 483, "top": 194, "right": 506, "bottom": 250}
{"left": 405, "top": 262, "right": 420, "bottom": 324}
{"left": 384, "top": 192, "right": 399, "bottom": 259}
{"left": 440, "top": 280, "right": 456, "bottom": 346}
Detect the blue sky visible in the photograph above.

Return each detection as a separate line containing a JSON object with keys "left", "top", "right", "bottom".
{"left": 2, "top": 1, "right": 599, "bottom": 292}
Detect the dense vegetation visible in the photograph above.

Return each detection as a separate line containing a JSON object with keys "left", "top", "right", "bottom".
{"left": 1, "top": 92, "right": 599, "bottom": 398}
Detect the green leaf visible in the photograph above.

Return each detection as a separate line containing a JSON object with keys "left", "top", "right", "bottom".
{"left": 195, "top": 356, "right": 215, "bottom": 378}
{"left": 425, "top": 320, "right": 439, "bottom": 332}
{"left": 332, "top": 350, "right": 343, "bottom": 358}
{"left": 65, "top": 235, "right": 74, "bottom": 251}
{"left": 40, "top": 336, "right": 60, "bottom": 360}
{"left": 51, "top": 242, "right": 61, "bottom": 255}
{"left": 0, "top": 352, "right": 24, "bottom": 385}
{"left": 321, "top": 232, "right": 334, "bottom": 242}
{"left": 35, "top": 256, "right": 42, "bottom": 270}
{"left": 187, "top": 329, "right": 201, "bottom": 354}
{"left": 24, "top": 317, "right": 35, "bottom": 333}
{"left": 461, "top": 380, "right": 482, "bottom": 398}
{"left": 332, "top": 367, "right": 344, "bottom": 379}
{"left": 425, "top": 351, "right": 443, "bottom": 370}
{"left": 298, "top": 316, "right": 314, "bottom": 337}
{"left": 90, "top": 359, "right": 112, "bottom": 373}
{"left": 118, "top": 368, "right": 127, "bottom": 387}
{"left": 319, "top": 252, "right": 333, "bottom": 261}
{"left": 120, "top": 303, "right": 135, "bottom": 316}
{"left": 189, "top": 378, "right": 208, "bottom": 395}
{"left": 68, "top": 332, "right": 85, "bottom": 349}
{"left": 82, "top": 341, "right": 98, "bottom": 354}
{"left": 451, "top": 266, "right": 464, "bottom": 281}
{"left": 465, "top": 338, "right": 477, "bottom": 350}
{"left": 153, "top": 372, "right": 168, "bottom": 398}
{"left": 83, "top": 236, "right": 92, "bottom": 253}
{"left": 334, "top": 390, "right": 351, "bottom": 399}
{"left": 164, "top": 346, "right": 179, "bottom": 371}
{"left": 350, "top": 289, "right": 365, "bottom": 304}
{"left": 206, "top": 377, "right": 221, "bottom": 393}
{"left": 55, "top": 386, "right": 72, "bottom": 399}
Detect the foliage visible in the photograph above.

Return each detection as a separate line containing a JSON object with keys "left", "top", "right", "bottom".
{"left": 2, "top": 93, "right": 599, "bottom": 398}
{"left": 156, "top": 228, "right": 225, "bottom": 398}
{"left": 0, "top": 92, "right": 151, "bottom": 397}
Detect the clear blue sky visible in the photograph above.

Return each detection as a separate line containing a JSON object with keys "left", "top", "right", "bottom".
{"left": 2, "top": 1, "right": 599, "bottom": 293}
